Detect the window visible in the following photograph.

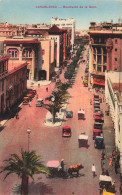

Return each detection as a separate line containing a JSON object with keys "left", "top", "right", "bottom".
{"left": 115, "top": 48, "right": 117, "bottom": 52}
{"left": 103, "top": 66, "right": 106, "bottom": 72}
{"left": 22, "top": 49, "right": 32, "bottom": 57}
{"left": 93, "top": 64, "right": 96, "bottom": 70}
{"left": 8, "top": 49, "right": 19, "bottom": 58}
{"left": 115, "top": 58, "right": 117, "bottom": 61}
{"left": 97, "top": 66, "right": 102, "bottom": 72}
{"left": 97, "top": 55, "right": 101, "bottom": 64}
{"left": 103, "top": 55, "right": 107, "bottom": 63}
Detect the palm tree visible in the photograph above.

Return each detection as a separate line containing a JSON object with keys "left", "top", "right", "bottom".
{"left": 0, "top": 150, "right": 49, "bottom": 195}
{"left": 44, "top": 89, "right": 68, "bottom": 123}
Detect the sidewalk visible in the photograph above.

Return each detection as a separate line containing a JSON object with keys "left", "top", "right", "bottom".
{"left": 93, "top": 90, "right": 121, "bottom": 195}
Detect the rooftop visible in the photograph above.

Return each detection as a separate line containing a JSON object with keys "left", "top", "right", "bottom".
{"left": 8, "top": 61, "right": 28, "bottom": 74}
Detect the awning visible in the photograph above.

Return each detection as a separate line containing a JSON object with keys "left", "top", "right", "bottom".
{"left": 93, "top": 78, "right": 105, "bottom": 86}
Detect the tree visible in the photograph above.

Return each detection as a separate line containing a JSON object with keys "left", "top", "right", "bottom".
{"left": 44, "top": 89, "right": 68, "bottom": 123}
{"left": 55, "top": 81, "right": 71, "bottom": 93}
{"left": 0, "top": 150, "right": 49, "bottom": 195}
{"left": 64, "top": 71, "right": 73, "bottom": 82}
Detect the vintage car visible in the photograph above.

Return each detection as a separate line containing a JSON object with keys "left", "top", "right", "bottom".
{"left": 94, "top": 103, "right": 100, "bottom": 109}
{"left": 36, "top": 99, "right": 43, "bottom": 107}
{"left": 94, "top": 136, "right": 105, "bottom": 149}
{"left": 23, "top": 97, "right": 29, "bottom": 105}
{"left": 94, "top": 94, "right": 99, "bottom": 99}
{"left": 93, "top": 129, "right": 102, "bottom": 139}
{"left": 94, "top": 122, "right": 103, "bottom": 130}
{"left": 95, "top": 116, "right": 104, "bottom": 123}
{"left": 66, "top": 111, "right": 73, "bottom": 118}
{"left": 62, "top": 126, "right": 71, "bottom": 137}
{"left": 78, "top": 109, "right": 85, "bottom": 120}
{"left": 78, "top": 132, "right": 88, "bottom": 148}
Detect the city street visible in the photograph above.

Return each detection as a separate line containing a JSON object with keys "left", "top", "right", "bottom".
{"left": 0, "top": 47, "right": 107, "bottom": 195}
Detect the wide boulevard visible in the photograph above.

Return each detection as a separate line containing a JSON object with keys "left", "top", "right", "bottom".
{"left": 0, "top": 46, "right": 102, "bottom": 195}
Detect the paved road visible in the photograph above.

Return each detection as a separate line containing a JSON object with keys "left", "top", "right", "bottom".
{"left": 0, "top": 46, "right": 103, "bottom": 195}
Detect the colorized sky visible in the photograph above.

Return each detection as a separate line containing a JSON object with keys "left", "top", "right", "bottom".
{"left": 0, "top": 0, "right": 122, "bottom": 29}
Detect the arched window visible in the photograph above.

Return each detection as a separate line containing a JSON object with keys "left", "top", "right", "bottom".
{"left": 8, "top": 48, "right": 19, "bottom": 58}
{"left": 22, "top": 48, "right": 32, "bottom": 57}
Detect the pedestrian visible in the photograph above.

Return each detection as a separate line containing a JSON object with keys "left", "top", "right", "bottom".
{"left": 115, "top": 162, "right": 118, "bottom": 174}
{"left": 72, "top": 192, "right": 75, "bottom": 195}
{"left": 90, "top": 99, "right": 92, "bottom": 105}
{"left": 16, "top": 113, "right": 19, "bottom": 119}
{"left": 60, "top": 159, "right": 64, "bottom": 172}
{"left": 109, "top": 157, "right": 113, "bottom": 166}
{"left": 36, "top": 94, "right": 38, "bottom": 99}
{"left": 119, "top": 183, "right": 122, "bottom": 195}
{"left": 92, "top": 164, "right": 96, "bottom": 177}
{"left": 46, "top": 87, "right": 48, "bottom": 92}
{"left": 29, "top": 101, "right": 31, "bottom": 107}
{"left": 101, "top": 150, "right": 105, "bottom": 160}
{"left": 112, "top": 150, "right": 117, "bottom": 160}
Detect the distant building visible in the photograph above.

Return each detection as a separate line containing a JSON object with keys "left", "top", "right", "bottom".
{"left": 39, "top": 39, "right": 55, "bottom": 80}
{"left": 105, "top": 71, "right": 122, "bottom": 175}
{"left": 51, "top": 17, "right": 75, "bottom": 51}
{"left": 89, "top": 22, "right": 122, "bottom": 88}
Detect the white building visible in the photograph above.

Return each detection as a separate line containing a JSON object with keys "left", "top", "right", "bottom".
{"left": 48, "top": 35, "right": 60, "bottom": 68}
{"left": 105, "top": 71, "right": 122, "bottom": 175}
{"left": 51, "top": 17, "right": 75, "bottom": 51}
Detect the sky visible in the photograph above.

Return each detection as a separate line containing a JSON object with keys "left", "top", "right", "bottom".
{"left": 0, "top": 0, "right": 122, "bottom": 29}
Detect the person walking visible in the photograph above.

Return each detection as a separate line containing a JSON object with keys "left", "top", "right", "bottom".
{"left": 29, "top": 101, "right": 31, "bottom": 107}
{"left": 46, "top": 87, "right": 48, "bottom": 92}
{"left": 92, "top": 164, "right": 96, "bottom": 177}
{"left": 60, "top": 159, "right": 64, "bottom": 172}
{"left": 109, "top": 157, "right": 113, "bottom": 166}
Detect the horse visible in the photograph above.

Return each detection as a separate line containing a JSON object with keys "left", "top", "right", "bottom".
{"left": 68, "top": 163, "right": 84, "bottom": 176}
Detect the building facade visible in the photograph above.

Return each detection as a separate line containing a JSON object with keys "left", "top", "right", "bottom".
{"left": 3, "top": 38, "right": 40, "bottom": 80}
{"left": 51, "top": 17, "right": 75, "bottom": 51}
{"left": 105, "top": 71, "right": 122, "bottom": 175}
{"left": 89, "top": 22, "right": 122, "bottom": 88}
{"left": 0, "top": 54, "right": 27, "bottom": 116}
{"left": 0, "top": 54, "right": 9, "bottom": 115}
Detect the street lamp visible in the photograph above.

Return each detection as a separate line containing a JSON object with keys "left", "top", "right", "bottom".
{"left": 51, "top": 97, "right": 55, "bottom": 123}
{"left": 27, "top": 128, "right": 31, "bottom": 152}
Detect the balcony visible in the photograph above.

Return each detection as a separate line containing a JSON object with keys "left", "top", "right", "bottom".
{"left": 0, "top": 70, "right": 8, "bottom": 78}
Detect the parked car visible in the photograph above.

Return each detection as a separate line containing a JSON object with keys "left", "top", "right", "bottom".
{"left": 94, "top": 136, "right": 105, "bottom": 149}
{"left": 66, "top": 111, "right": 73, "bottom": 118}
{"left": 36, "top": 99, "right": 43, "bottom": 107}
{"left": 94, "top": 122, "right": 103, "bottom": 130}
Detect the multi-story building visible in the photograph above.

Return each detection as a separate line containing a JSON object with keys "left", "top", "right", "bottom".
{"left": 51, "top": 17, "right": 75, "bottom": 51}
{"left": 89, "top": 22, "right": 122, "bottom": 88}
{"left": 39, "top": 39, "right": 55, "bottom": 80}
{"left": 105, "top": 71, "right": 122, "bottom": 176}
{"left": 3, "top": 37, "right": 55, "bottom": 81}
{"left": 48, "top": 25, "right": 63, "bottom": 69}
{"left": 3, "top": 38, "right": 41, "bottom": 80}
{"left": 0, "top": 22, "right": 25, "bottom": 37}
{"left": 0, "top": 54, "right": 9, "bottom": 115}
{"left": 0, "top": 54, "right": 27, "bottom": 116}
{"left": 6, "top": 61, "right": 27, "bottom": 112}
